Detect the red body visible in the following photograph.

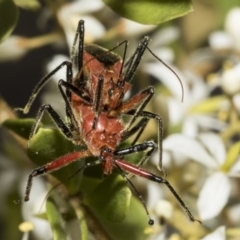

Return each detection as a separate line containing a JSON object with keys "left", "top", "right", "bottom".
{"left": 75, "top": 47, "right": 131, "bottom": 110}
{"left": 71, "top": 46, "right": 130, "bottom": 174}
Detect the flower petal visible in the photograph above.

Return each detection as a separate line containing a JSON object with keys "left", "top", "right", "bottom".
{"left": 209, "top": 31, "right": 232, "bottom": 51}
{"left": 225, "top": 7, "right": 240, "bottom": 51}
{"left": 229, "top": 156, "right": 240, "bottom": 177}
{"left": 201, "top": 226, "right": 226, "bottom": 240}
{"left": 163, "top": 134, "right": 217, "bottom": 168}
{"left": 198, "top": 133, "right": 226, "bottom": 166}
{"left": 197, "top": 172, "right": 231, "bottom": 221}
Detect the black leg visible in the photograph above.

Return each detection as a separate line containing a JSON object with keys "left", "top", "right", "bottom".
{"left": 15, "top": 61, "right": 73, "bottom": 114}
{"left": 58, "top": 79, "right": 91, "bottom": 132}
{"left": 92, "top": 75, "right": 104, "bottom": 129}
{"left": 114, "top": 159, "right": 201, "bottom": 224}
{"left": 124, "top": 36, "right": 150, "bottom": 83}
{"left": 114, "top": 141, "right": 156, "bottom": 169}
{"left": 114, "top": 163, "right": 154, "bottom": 225}
{"left": 70, "top": 20, "right": 85, "bottom": 76}
{"left": 121, "top": 117, "right": 149, "bottom": 145}
{"left": 29, "top": 104, "right": 75, "bottom": 142}
{"left": 126, "top": 109, "right": 164, "bottom": 173}
{"left": 123, "top": 87, "right": 155, "bottom": 132}
{"left": 24, "top": 150, "right": 94, "bottom": 202}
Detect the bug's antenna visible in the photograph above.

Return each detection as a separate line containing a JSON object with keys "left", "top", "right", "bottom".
{"left": 146, "top": 46, "right": 184, "bottom": 102}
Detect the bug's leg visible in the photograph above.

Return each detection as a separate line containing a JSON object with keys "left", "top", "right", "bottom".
{"left": 115, "top": 159, "right": 201, "bottom": 224}
{"left": 100, "top": 145, "right": 155, "bottom": 224}
{"left": 106, "top": 40, "right": 129, "bottom": 79}
{"left": 119, "top": 119, "right": 156, "bottom": 182}
{"left": 115, "top": 163, "right": 154, "bottom": 225}
{"left": 28, "top": 77, "right": 91, "bottom": 142}
{"left": 29, "top": 104, "right": 74, "bottom": 142}
{"left": 24, "top": 150, "right": 91, "bottom": 202}
{"left": 121, "top": 117, "right": 149, "bottom": 146}
{"left": 15, "top": 61, "right": 73, "bottom": 114}
{"left": 114, "top": 140, "right": 156, "bottom": 173}
{"left": 114, "top": 141, "right": 156, "bottom": 157}
{"left": 124, "top": 36, "right": 150, "bottom": 83}
{"left": 113, "top": 142, "right": 156, "bottom": 225}
{"left": 126, "top": 110, "right": 164, "bottom": 173}
{"left": 114, "top": 86, "right": 154, "bottom": 134}
{"left": 92, "top": 75, "right": 104, "bottom": 129}
{"left": 57, "top": 79, "right": 91, "bottom": 133}
{"left": 70, "top": 20, "right": 84, "bottom": 75}
{"left": 124, "top": 35, "right": 183, "bottom": 100}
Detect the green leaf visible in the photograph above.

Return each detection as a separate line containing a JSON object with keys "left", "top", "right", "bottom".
{"left": 103, "top": 0, "right": 193, "bottom": 24}
{"left": 46, "top": 199, "right": 67, "bottom": 240}
{"left": 221, "top": 142, "right": 240, "bottom": 172}
{"left": 14, "top": 0, "right": 41, "bottom": 10}
{"left": 28, "top": 128, "right": 84, "bottom": 195}
{"left": 84, "top": 174, "right": 131, "bottom": 223}
{"left": 3, "top": 118, "right": 41, "bottom": 139}
{"left": 190, "top": 95, "right": 228, "bottom": 114}
{"left": 100, "top": 195, "right": 150, "bottom": 240}
{"left": 0, "top": 0, "right": 18, "bottom": 42}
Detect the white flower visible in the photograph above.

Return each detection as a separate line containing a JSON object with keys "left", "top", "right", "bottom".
{"left": 0, "top": 36, "right": 29, "bottom": 61}
{"left": 225, "top": 7, "right": 240, "bottom": 51}
{"left": 162, "top": 132, "right": 240, "bottom": 221}
{"left": 58, "top": 0, "right": 105, "bottom": 46}
{"left": 20, "top": 175, "right": 51, "bottom": 240}
{"left": 208, "top": 31, "right": 233, "bottom": 51}
{"left": 220, "top": 63, "right": 240, "bottom": 95}
{"left": 201, "top": 226, "right": 226, "bottom": 240}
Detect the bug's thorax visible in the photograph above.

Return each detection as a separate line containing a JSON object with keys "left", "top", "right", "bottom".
{"left": 74, "top": 45, "right": 132, "bottom": 110}
{"left": 78, "top": 105, "right": 124, "bottom": 156}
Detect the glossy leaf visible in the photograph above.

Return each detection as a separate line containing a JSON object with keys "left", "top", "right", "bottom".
{"left": 84, "top": 174, "right": 131, "bottom": 223}
{"left": 14, "top": 0, "right": 41, "bottom": 10}
{"left": 103, "top": 0, "right": 193, "bottom": 24}
{"left": 3, "top": 118, "right": 41, "bottom": 140}
{"left": 28, "top": 128, "right": 84, "bottom": 195}
{"left": 79, "top": 209, "right": 88, "bottom": 240}
{"left": 0, "top": 0, "right": 18, "bottom": 42}
{"left": 101, "top": 195, "right": 150, "bottom": 240}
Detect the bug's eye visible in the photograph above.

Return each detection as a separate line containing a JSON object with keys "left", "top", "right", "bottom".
{"left": 108, "top": 88, "right": 113, "bottom": 96}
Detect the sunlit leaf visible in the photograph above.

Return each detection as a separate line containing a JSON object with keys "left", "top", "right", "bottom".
{"left": 84, "top": 174, "right": 131, "bottom": 223}
{"left": 221, "top": 142, "right": 240, "bottom": 172}
{"left": 46, "top": 199, "right": 67, "bottom": 240}
{"left": 0, "top": 0, "right": 18, "bottom": 42}
{"left": 14, "top": 0, "right": 41, "bottom": 10}
{"left": 3, "top": 118, "right": 41, "bottom": 140}
{"left": 103, "top": 0, "right": 193, "bottom": 24}
{"left": 100, "top": 195, "right": 150, "bottom": 240}
{"left": 78, "top": 209, "right": 88, "bottom": 240}
{"left": 190, "top": 96, "right": 228, "bottom": 114}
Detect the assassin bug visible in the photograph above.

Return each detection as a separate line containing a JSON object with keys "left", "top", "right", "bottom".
{"left": 17, "top": 20, "right": 201, "bottom": 225}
